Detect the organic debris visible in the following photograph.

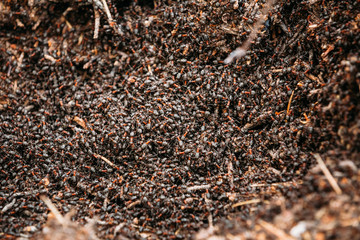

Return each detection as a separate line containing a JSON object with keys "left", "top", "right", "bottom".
{"left": 0, "top": 0, "right": 359, "bottom": 239}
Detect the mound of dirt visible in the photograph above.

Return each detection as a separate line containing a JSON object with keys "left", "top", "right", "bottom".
{"left": 0, "top": 0, "right": 359, "bottom": 239}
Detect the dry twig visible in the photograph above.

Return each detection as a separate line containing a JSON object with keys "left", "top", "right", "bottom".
{"left": 313, "top": 153, "right": 342, "bottom": 194}
{"left": 93, "top": 4, "right": 100, "bottom": 39}
{"left": 287, "top": 90, "right": 294, "bottom": 116}
{"left": 232, "top": 198, "right": 261, "bottom": 208}
{"left": 187, "top": 184, "right": 211, "bottom": 191}
{"left": 93, "top": 153, "right": 118, "bottom": 169}
{"left": 251, "top": 180, "right": 303, "bottom": 188}
{"left": 100, "top": 0, "right": 122, "bottom": 35}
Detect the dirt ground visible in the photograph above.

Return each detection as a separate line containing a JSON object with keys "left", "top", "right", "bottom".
{"left": 0, "top": 0, "right": 359, "bottom": 239}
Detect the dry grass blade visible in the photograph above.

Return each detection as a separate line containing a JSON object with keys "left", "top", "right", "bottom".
{"left": 100, "top": 0, "right": 113, "bottom": 25}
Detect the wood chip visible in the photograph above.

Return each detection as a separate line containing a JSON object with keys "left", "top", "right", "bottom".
{"left": 73, "top": 116, "right": 87, "bottom": 129}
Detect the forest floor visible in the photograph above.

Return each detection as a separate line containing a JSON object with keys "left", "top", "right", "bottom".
{"left": 0, "top": 0, "right": 359, "bottom": 239}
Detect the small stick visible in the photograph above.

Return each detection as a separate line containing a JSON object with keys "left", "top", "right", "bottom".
{"left": 187, "top": 184, "right": 211, "bottom": 191}
{"left": 100, "top": 0, "right": 122, "bottom": 35}
{"left": 40, "top": 195, "right": 66, "bottom": 226}
{"left": 251, "top": 180, "right": 303, "bottom": 188}
{"left": 313, "top": 153, "right": 342, "bottom": 195}
{"left": 93, "top": 4, "right": 100, "bottom": 39}
{"left": 227, "top": 158, "right": 234, "bottom": 190}
{"left": 286, "top": 90, "right": 294, "bottom": 115}
{"left": 224, "top": 0, "right": 276, "bottom": 64}
{"left": 126, "top": 200, "right": 141, "bottom": 209}
{"left": 258, "top": 219, "right": 295, "bottom": 240}
{"left": 232, "top": 198, "right": 261, "bottom": 208}
{"left": 100, "top": 0, "right": 113, "bottom": 24}
{"left": 93, "top": 153, "right": 118, "bottom": 169}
